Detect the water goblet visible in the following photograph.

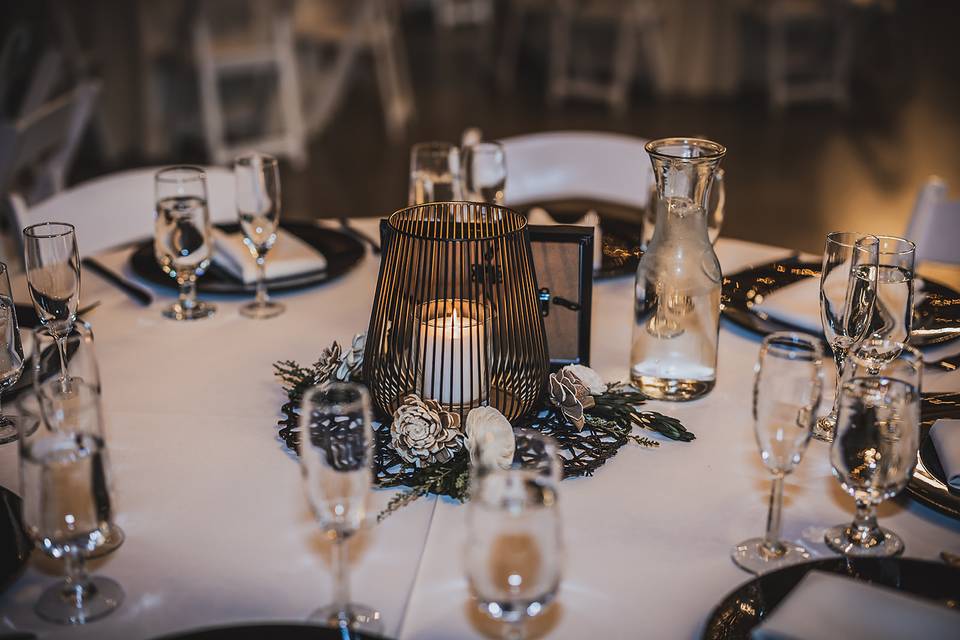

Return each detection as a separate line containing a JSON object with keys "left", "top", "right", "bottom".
{"left": 732, "top": 332, "right": 823, "bottom": 574}
{"left": 19, "top": 380, "right": 123, "bottom": 624}
{"left": 154, "top": 166, "right": 216, "bottom": 320}
{"left": 844, "top": 338, "right": 921, "bottom": 392}
{"left": 825, "top": 376, "right": 920, "bottom": 557}
{"left": 33, "top": 322, "right": 124, "bottom": 557}
{"left": 856, "top": 236, "right": 916, "bottom": 371}
{"left": 235, "top": 152, "right": 284, "bottom": 319}
{"left": 0, "top": 262, "right": 26, "bottom": 445}
{"left": 22, "top": 222, "right": 80, "bottom": 386}
{"left": 299, "top": 382, "right": 381, "bottom": 633}
{"left": 815, "top": 233, "right": 879, "bottom": 442}
{"left": 466, "top": 429, "right": 563, "bottom": 639}
{"left": 409, "top": 142, "right": 462, "bottom": 205}
{"left": 462, "top": 141, "right": 506, "bottom": 204}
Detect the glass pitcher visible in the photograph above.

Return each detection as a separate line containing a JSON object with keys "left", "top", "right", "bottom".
{"left": 630, "top": 138, "right": 726, "bottom": 401}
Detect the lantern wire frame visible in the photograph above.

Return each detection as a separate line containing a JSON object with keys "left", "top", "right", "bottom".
{"left": 363, "top": 201, "right": 550, "bottom": 421}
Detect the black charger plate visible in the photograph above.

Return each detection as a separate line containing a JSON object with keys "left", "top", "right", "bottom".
{"left": 0, "top": 486, "right": 31, "bottom": 595}
{"left": 152, "top": 623, "right": 390, "bottom": 640}
{"left": 702, "top": 557, "right": 960, "bottom": 640}
{"left": 722, "top": 256, "right": 960, "bottom": 348}
{"left": 908, "top": 392, "right": 960, "bottom": 519}
{"left": 130, "top": 222, "right": 365, "bottom": 294}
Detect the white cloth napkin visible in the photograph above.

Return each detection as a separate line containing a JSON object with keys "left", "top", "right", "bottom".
{"left": 527, "top": 207, "right": 603, "bottom": 271}
{"left": 752, "top": 570, "right": 960, "bottom": 640}
{"left": 212, "top": 229, "right": 327, "bottom": 284}
{"left": 930, "top": 419, "right": 960, "bottom": 489}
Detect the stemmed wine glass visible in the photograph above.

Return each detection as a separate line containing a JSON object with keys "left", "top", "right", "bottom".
{"left": 0, "top": 262, "right": 25, "bottom": 445}
{"left": 23, "top": 222, "right": 80, "bottom": 388}
{"left": 732, "top": 332, "right": 823, "bottom": 574}
{"left": 235, "top": 152, "right": 284, "bottom": 319}
{"left": 856, "top": 235, "right": 916, "bottom": 371}
{"left": 815, "top": 233, "right": 879, "bottom": 442}
{"left": 19, "top": 379, "right": 123, "bottom": 624}
{"left": 466, "top": 429, "right": 563, "bottom": 640}
{"left": 462, "top": 141, "right": 506, "bottom": 204}
{"left": 409, "top": 142, "right": 462, "bottom": 205}
{"left": 154, "top": 166, "right": 216, "bottom": 320}
{"left": 299, "top": 382, "right": 381, "bottom": 633}
{"left": 825, "top": 376, "right": 920, "bottom": 557}
{"left": 33, "top": 322, "right": 125, "bottom": 557}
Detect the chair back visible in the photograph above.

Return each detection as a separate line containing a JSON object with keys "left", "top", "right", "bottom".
{"left": 905, "top": 177, "right": 960, "bottom": 265}
{"left": 10, "top": 166, "right": 237, "bottom": 257}
{"left": 498, "top": 131, "right": 654, "bottom": 208}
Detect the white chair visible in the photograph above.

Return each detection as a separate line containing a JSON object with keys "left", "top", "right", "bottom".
{"left": 0, "top": 81, "right": 101, "bottom": 206}
{"left": 8, "top": 166, "right": 237, "bottom": 258}
{"left": 905, "top": 177, "right": 960, "bottom": 265}
{"left": 498, "top": 131, "right": 654, "bottom": 208}
{"left": 193, "top": 0, "right": 308, "bottom": 168}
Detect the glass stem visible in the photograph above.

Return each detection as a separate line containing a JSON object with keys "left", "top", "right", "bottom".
{"left": 332, "top": 534, "right": 351, "bottom": 625}
{"left": 62, "top": 551, "right": 91, "bottom": 611}
{"left": 762, "top": 474, "right": 786, "bottom": 556}
{"left": 829, "top": 345, "right": 848, "bottom": 419}
{"left": 179, "top": 276, "right": 197, "bottom": 311}
{"left": 55, "top": 335, "right": 70, "bottom": 392}
{"left": 255, "top": 256, "right": 268, "bottom": 307}
{"left": 852, "top": 498, "right": 879, "bottom": 538}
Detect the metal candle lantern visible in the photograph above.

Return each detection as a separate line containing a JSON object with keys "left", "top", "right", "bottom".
{"left": 364, "top": 201, "right": 549, "bottom": 420}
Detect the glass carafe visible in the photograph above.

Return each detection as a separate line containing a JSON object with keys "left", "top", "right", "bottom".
{"left": 631, "top": 138, "right": 726, "bottom": 401}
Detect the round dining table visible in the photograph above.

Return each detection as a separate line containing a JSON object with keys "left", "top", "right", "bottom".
{"left": 0, "top": 172, "right": 958, "bottom": 640}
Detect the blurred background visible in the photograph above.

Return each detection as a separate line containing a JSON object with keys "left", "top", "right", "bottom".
{"left": 1, "top": 0, "right": 958, "bottom": 256}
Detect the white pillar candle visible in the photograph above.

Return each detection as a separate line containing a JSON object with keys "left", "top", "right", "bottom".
{"left": 417, "top": 301, "right": 487, "bottom": 407}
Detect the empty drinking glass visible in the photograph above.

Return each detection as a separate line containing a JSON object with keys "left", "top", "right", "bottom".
{"left": 235, "top": 152, "right": 284, "bottom": 319}
{"left": 815, "top": 233, "right": 879, "bottom": 442}
{"left": 462, "top": 141, "right": 506, "bottom": 204}
{"left": 154, "top": 166, "right": 216, "bottom": 320}
{"left": 0, "top": 262, "right": 25, "bottom": 445}
{"left": 19, "top": 380, "right": 123, "bottom": 624}
{"left": 466, "top": 429, "right": 563, "bottom": 639}
{"left": 857, "top": 236, "right": 916, "bottom": 371}
{"left": 732, "top": 333, "right": 823, "bottom": 574}
{"left": 23, "top": 222, "right": 80, "bottom": 386}
{"left": 409, "top": 142, "right": 462, "bottom": 205}
{"left": 299, "top": 382, "right": 381, "bottom": 633}
{"left": 826, "top": 376, "right": 920, "bottom": 557}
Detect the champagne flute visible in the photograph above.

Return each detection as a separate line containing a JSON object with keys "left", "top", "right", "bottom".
{"left": 235, "top": 152, "right": 284, "bottom": 319}
{"left": 154, "top": 166, "right": 216, "bottom": 320}
{"left": 462, "top": 141, "right": 506, "bottom": 204}
{"left": 19, "top": 380, "right": 123, "bottom": 624}
{"left": 732, "top": 332, "right": 823, "bottom": 574}
{"left": 466, "top": 430, "right": 563, "bottom": 640}
{"left": 409, "top": 142, "right": 462, "bottom": 205}
{"left": 825, "top": 376, "right": 920, "bottom": 557}
{"left": 815, "top": 233, "right": 879, "bottom": 442}
{"left": 299, "top": 382, "right": 381, "bottom": 633}
{"left": 856, "top": 235, "right": 916, "bottom": 371}
{"left": 33, "top": 322, "right": 124, "bottom": 557}
{"left": 0, "top": 262, "right": 25, "bottom": 445}
{"left": 23, "top": 222, "right": 80, "bottom": 387}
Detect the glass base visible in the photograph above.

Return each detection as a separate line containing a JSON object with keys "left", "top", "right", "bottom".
{"left": 86, "top": 523, "right": 125, "bottom": 559}
{"left": 813, "top": 414, "right": 836, "bottom": 443}
{"left": 731, "top": 537, "right": 811, "bottom": 575}
{"left": 162, "top": 301, "right": 216, "bottom": 321}
{"left": 308, "top": 603, "right": 382, "bottom": 634}
{"left": 629, "top": 374, "right": 715, "bottom": 401}
{"left": 239, "top": 300, "right": 285, "bottom": 319}
{"left": 35, "top": 575, "right": 124, "bottom": 625}
{"left": 0, "top": 414, "right": 39, "bottom": 445}
{"left": 824, "top": 522, "right": 904, "bottom": 557}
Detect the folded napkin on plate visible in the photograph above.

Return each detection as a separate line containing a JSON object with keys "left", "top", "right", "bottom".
{"left": 528, "top": 207, "right": 603, "bottom": 271}
{"left": 212, "top": 229, "right": 327, "bottom": 284}
{"left": 752, "top": 570, "right": 960, "bottom": 640}
{"left": 930, "top": 419, "right": 960, "bottom": 489}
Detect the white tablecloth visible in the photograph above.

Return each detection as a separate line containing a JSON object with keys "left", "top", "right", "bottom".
{"left": 1, "top": 216, "right": 958, "bottom": 640}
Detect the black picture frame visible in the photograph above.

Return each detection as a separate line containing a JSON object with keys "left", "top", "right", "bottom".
{"left": 527, "top": 224, "right": 594, "bottom": 370}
